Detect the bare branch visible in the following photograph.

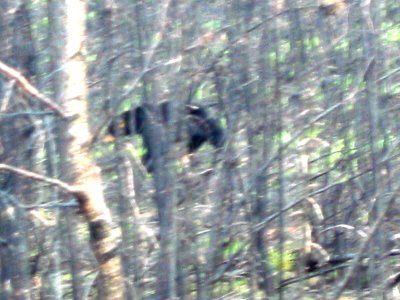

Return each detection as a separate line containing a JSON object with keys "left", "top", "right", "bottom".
{"left": 21, "top": 201, "right": 79, "bottom": 209}
{"left": 0, "top": 163, "right": 76, "bottom": 194}
{"left": 0, "top": 60, "right": 68, "bottom": 118}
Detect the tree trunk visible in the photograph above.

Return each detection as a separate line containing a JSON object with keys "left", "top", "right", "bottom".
{"left": 0, "top": 194, "right": 31, "bottom": 300}
{"left": 55, "top": 0, "right": 125, "bottom": 298}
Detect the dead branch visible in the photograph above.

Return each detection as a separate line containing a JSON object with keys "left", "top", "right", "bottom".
{"left": 0, "top": 60, "right": 67, "bottom": 118}
{"left": 0, "top": 163, "right": 77, "bottom": 194}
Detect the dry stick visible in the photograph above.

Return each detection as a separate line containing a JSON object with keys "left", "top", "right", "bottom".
{"left": 329, "top": 191, "right": 398, "bottom": 300}
{"left": 0, "top": 60, "right": 67, "bottom": 118}
{"left": 0, "top": 163, "right": 77, "bottom": 194}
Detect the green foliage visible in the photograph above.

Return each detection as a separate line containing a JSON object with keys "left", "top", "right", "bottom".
{"left": 194, "top": 83, "right": 217, "bottom": 103}
{"left": 329, "top": 139, "right": 345, "bottom": 163}
{"left": 266, "top": 39, "right": 291, "bottom": 64}
{"left": 87, "top": 11, "right": 97, "bottom": 20}
{"left": 382, "top": 23, "right": 400, "bottom": 43}
{"left": 203, "top": 20, "right": 221, "bottom": 30}
{"left": 269, "top": 248, "right": 295, "bottom": 273}
{"left": 392, "top": 84, "right": 400, "bottom": 94}
{"left": 94, "top": 143, "right": 115, "bottom": 159}
{"left": 313, "top": 92, "right": 325, "bottom": 103}
{"left": 306, "top": 127, "right": 324, "bottom": 139}
{"left": 119, "top": 96, "right": 140, "bottom": 111}
{"left": 213, "top": 279, "right": 250, "bottom": 296}
{"left": 86, "top": 54, "right": 97, "bottom": 62}
{"left": 341, "top": 75, "right": 354, "bottom": 91}
{"left": 334, "top": 39, "right": 349, "bottom": 51}
{"left": 40, "top": 17, "right": 48, "bottom": 27}
{"left": 222, "top": 239, "right": 243, "bottom": 258}
{"left": 306, "top": 35, "right": 321, "bottom": 49}
{"left": 279, "top": 40, "right": 291, "bottom": 60}
{"left": 125, "top": 141, "right": 144, "bottom": 157}
{"left": 267, "top": 51, "right": 277, "bottom": 62}
{"left": 278, "top": 130, "right": 292, "bottom": 144}
{"left": 195, "top": 84, "right": 205, "bottom": 100}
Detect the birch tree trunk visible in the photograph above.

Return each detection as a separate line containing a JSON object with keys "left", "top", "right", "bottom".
{"left": 55, "top": 1, "right": 125, "bottom": 298}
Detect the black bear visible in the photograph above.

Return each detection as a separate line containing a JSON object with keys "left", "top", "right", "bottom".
{"left": 107, "top": 102, "right": 224, "bottom": 171}
{"left": 185, "top": 104, "right": 225, "bottom": 152}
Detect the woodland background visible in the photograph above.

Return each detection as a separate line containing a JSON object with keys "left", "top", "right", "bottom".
{"left": 1, "top": 0, "right": 400, "bottom": 299}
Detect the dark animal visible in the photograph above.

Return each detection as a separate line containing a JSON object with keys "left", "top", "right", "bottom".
{"left": 107, "top": 102, "right": 224, "bottom": 171}
{"left": 185, "top": 104, "right": 225, "bottom": 152}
